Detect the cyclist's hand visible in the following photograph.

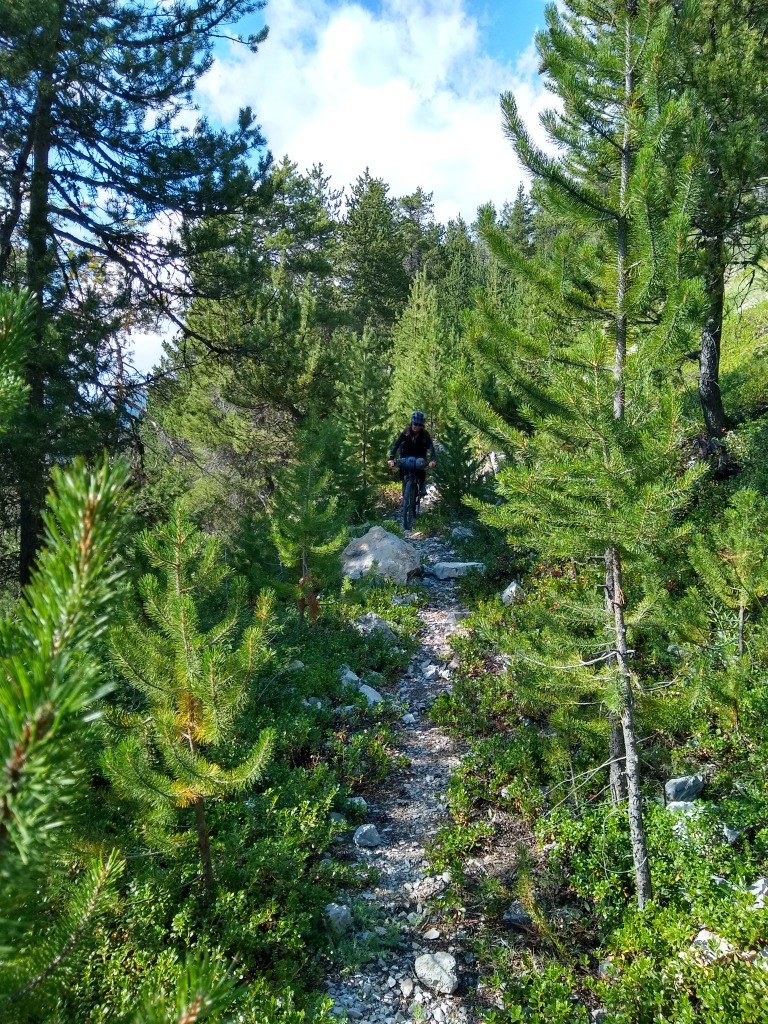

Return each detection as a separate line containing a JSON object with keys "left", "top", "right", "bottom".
{"left": 387, "top": 459, "right": 395, "bottom": 468}
{"left": 428, "top": 460, "right": 436, "bottom": 468}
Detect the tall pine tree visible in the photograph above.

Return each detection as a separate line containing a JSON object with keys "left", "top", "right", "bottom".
{"left": 335, "top": 326, "right": 392, "bottom": 517}
{"left": 269, "top": 422, "right": 346, "bottom": 624}
{"left": 462, "top": 0, "right": 705, "bottom": 908}
{"left": 390, "top": 271, "right": 448, "bottom": 433}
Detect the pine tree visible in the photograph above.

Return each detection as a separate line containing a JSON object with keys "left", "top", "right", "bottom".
{"left": 398, "top": 188, "right": 444, "bottom": 280}
{"left": 462, "top": 0, "right": 706, "bottom": 909}
{"left": 269, "top": 423, "right": 347, "bottom": 624}
{"left": 689, "top": 489, "right": 768, "bottom": 659}
{"left": 0, "top": 457, "right": 129, "bottom": 1009}
{"left": 501, "top": 184, "right": 535, "bottom": 256}
{"left": 338, "top": 170, "right": 410, "bottom": 335}
{"left": 0, "top": 287, "right": 32, "bottom": 433}
{"left": 0, "top": 0, "right": 269, "bottom": 584}
{"left": 432, "top": 421, "right": 486, "bottom": 516}
{"left": 105, "top": 506, "right": 275, "bottom": 903}
{"left": 390, "top": 271, "right": 448, "bottom": 433}
{"left": 335, "top": 326, "right": 392, "bottom": 517}
{"left": 667, "top": 0, "right": 768, "bottom": 437}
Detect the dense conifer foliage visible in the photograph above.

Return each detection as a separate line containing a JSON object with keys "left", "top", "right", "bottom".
{"left": 1, "top": 0, "right": 768, "bottom": 1019}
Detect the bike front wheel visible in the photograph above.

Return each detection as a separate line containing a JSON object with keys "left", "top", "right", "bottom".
{"left": 401, "top": 477, "right": 416, "bottom": 530}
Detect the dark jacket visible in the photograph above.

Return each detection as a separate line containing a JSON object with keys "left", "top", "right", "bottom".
{"left": 389, "top": 426, "right": 436, "bottom": 462}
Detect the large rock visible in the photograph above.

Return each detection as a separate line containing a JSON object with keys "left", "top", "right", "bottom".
{"left": 355, "top": 612, "right": 396, "bottom": 641}
{"left": 665, "top": 775, "right": 704, "bottom": 802}
{"left": 414, "top": 952, "right": 459, "bottom": 995}
{"left": 324, "top": 903, "right": 354, "bottom": 936}
{"left": 342, "top": 526, "right": 420, "bottom": 584}
{"left": 428, "top": 562, "right": 484, "bottom": 580}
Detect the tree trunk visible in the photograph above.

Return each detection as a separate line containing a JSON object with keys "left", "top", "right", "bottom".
{"left": 19, "top": 70, "right": 56, "bottom": 586}
{"left": 602, "top": 1, "right": 652, "bottom": 910}
{"left": 605, "top": 553, "right": 628, "bottom": 803}
{"left": 609, "top": 547, "right": 652, "bottom": 909}
{"left": 698, "top": 241, "right": 727, "bottom": 437}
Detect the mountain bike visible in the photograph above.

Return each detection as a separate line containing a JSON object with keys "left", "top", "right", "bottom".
{"left": 396, "top": 456, "right": 426, "bottom": 530}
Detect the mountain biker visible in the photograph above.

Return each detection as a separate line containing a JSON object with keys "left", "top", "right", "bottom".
{"left": 387, "top": 411, "right": 437, "bottom": 497}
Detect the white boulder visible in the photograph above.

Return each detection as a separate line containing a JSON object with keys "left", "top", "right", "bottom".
{"left": 342, "top": 526, "right": 420, "bottom": 584}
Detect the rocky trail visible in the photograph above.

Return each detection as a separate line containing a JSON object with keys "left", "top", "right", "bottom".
{"left": 323, "top": 524, "right": 479, "bottom": 1024}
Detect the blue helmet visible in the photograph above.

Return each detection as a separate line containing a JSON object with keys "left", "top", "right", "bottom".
{"left": 411, "top": 410, "right": 426, "bottom": 426}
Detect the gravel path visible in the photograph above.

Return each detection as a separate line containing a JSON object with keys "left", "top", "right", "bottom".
{"left": 323, "top": 528, "right": 478, "bottom": 1024}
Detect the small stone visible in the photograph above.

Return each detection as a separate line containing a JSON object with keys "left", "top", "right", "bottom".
{"left": 354, "top": 823, "right": 383, "bottom": 848}
{"left": 347, "top": 796, "right": 367, "bottom": 811}
{"left": 414, "top": 952, "right": 459, "bottom": 995}
{"left": 723, "top": 823, "right": 741, "bottom": 844}
{"left": 301, "top": 696, "right": 323, "bottom": 708}
{"left": 358, "top": 683, "right": 384, "bottom": 705}
{"left": 444, "top": 609, "right": 470, "bottom": 626}
{"left": 428, "top": 561, "right": 484, "bottom": 580}
{"left": 591, "top": 1011, "right": 609, "bottom": 1024}
{"left": 339, "top": 666, "right": 361, "bottom": 686}
{"left": 286, "top": 659, "right": 305, "bottom": 671}
{"left": 386, "top": 976, "right": 397, "bottom": 988}
{"left": 392, "top": 593, "right": 419, "bottom": 606}
{"left": 501, "top": 581, "right": 525, "bottom": 606}
{"left": 665, "top": 774, "right": 704, "bottom": 802}
{"left": 324, "top": 903, "right": 354, "bottom": 936}
{"left": 690, "top": 928, "right": 736, "bottom": 963}
{"left": 423, "top": 928, "right": 440, "bottom": 940}
{"left": 400, "top": 978, "right": 414, "bottom": 998}
{"left": 598, "top": 960, "right": 616, "bottom": 981}
{"left": 749, "top": 876, "right": 768, "bottom": 908}
{"left": 402, "top": 712, "right": 417, "bottom": 725}
{"left": 665, "top": 800, "right": 699, "bottom": 813}
{"left": 328, "top": 812, "right": 346, "bottom": 824}
{"left": 502, "top": 901, "right": 534, "bottom": 931}
{"left": 451, "top": 525, "right": 474, "bottom": 539}
{"left": 355, "top": 611, "right": 396, "bottom": 641}
{"left": 423, "top": 664, "right": 439, "bottom": 680}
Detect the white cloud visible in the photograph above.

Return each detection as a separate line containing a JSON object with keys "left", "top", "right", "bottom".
{"left": 198, "top": 0, "right": 551, "bottom": 223}
{"left": 130, "top": 1, "right": 552, "bottom": 373}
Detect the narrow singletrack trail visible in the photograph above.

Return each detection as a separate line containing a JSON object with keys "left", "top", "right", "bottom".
{"left": 323, "top": 526, "right": 477, "bottom": 1024}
